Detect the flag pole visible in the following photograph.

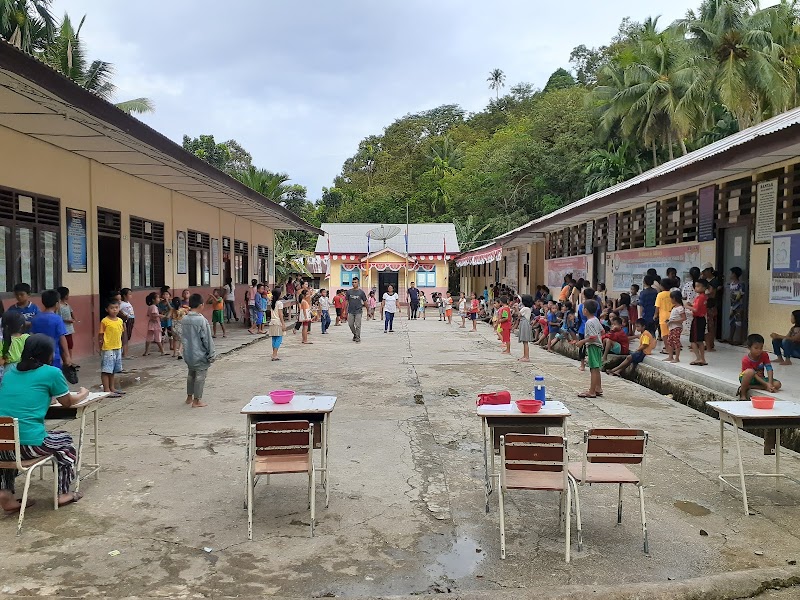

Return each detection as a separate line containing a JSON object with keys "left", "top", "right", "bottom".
{"left": 405, "top": 203, "right": 410, "bottom": 316}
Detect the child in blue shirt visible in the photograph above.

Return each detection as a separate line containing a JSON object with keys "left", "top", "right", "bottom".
{"left": 6, "top": 283, "right": 39, "bottom": 330}
{"left": 30, "top": 289, "right": 71, "bottom": 369}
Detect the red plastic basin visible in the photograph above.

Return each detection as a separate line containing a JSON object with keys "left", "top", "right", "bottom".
{"left": 269, "top": 390, "right": 295, "bottom": 404}
{"left": 516, "top": 400, "right": 543, "bottom": 414}
{"left": 751, "top": 396, "right": 775, "bottom": 410}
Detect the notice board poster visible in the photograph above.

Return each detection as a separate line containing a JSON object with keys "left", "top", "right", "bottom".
{"left": 66, "top": 208, "right": 87, "bottom": 273}
{"left": 546, "top": 255, "right": 588, "bottom": 290}
{"left": 770, "top": 230, "right": 800, "bottom": 304}
{"left": 755, "top": 179, "right": 778, "bottom": 244}
{"left": 176, "top": 231, "right": 187, "bottom": 274}
{"left": 609, "top": 244, "right": 701, "bottom": 292}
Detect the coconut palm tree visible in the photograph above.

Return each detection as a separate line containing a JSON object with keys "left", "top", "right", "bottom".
{"left": 42, "top": 14, "right": 154, "bottom": 114}
{"left": 0, "top": 0, "right": 55, "bottom": 53}
{"left": 234, "top": 167, "right": 290, "bottom": 204}
{"left": 487, "top": 68, "right": 506, "bottom": 100}
{"left": 583, "top": 142, "right": 644, "bottom": 194}
{"left": 454, "top": 215, "right": 492, "bottom": 252}
{"left": 677, "top": 0, "right": 792, "bottom": 127}
{"left": 274, "top": 231, "right": 313, "bottom": 283}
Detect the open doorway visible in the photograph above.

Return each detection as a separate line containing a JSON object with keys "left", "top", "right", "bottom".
{"left": 378, "top": 271, "right": 399, "bottom": 298}
{"left": 718, "top": 224, "right": 750, "bottom": 344}
{"left": 97, "top": 208, "right": 121, "bottom": 321}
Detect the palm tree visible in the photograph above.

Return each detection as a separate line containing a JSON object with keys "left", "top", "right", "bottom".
{"left": 454, "top": 215, "right": 492, "bottom": 251}
{"left": 234, "top": 166, "right": 291, "bottom": 203}
{"left": 487, "top": 68, "right": 506, "bottom": 100}
{"left": 0, "top": 0, "right": 55, "bottom": 53}
{"left": 274, "top": 231, "right": 313, "bottom": 283}
{"left": 426, "top": 135, "right": 464, "bottom": 177}
{"left": 583, "top": 142, "right": 644, "bottom": 194}
{"left": 42, "top": 14, "right": 154, "bottom": 114}
{"left": 677, "top": 0, "right": 792, "bottom": 127}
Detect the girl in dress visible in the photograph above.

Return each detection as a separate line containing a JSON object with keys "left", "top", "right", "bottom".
{"left": 299, "top": 289, "right": 313, "bottom": 344}
{"left": 367, "top": 291, "right": 377, "bottom": 320}
{"left": 269, "top": 288, "right": 286, "bottom": 361}
{"left": 143, "top": 292, "right": 165, "bottom": 356}
{"left": 518, "top": 294, "right": 534, "bottom": 362}
{"left": 664, "top": 290, "right": 686, "bottom": 363}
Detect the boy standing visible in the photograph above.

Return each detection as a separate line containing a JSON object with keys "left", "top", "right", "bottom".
{"left": 318, "top": 289, "right": 332, "bottom": 334}
{"left": 572, "top": 299, "right": 604, "bottom": 398}
{"left": 182, "top": 293, "right": 216, "bottom": 408}
{"left": 6, "top": 282, "right": 39, "bottom": 329}
{"left": 30, "top": 289, "right": 71, "bottom": 369}
{"left": 333, "top": 289, "right": 344, "bottom": 326}
{"left": 688, "top": 278, "right": 708, "bottom": 366}
{"left": 207, "top": 288, "right": 226, "bottom": 338}
{"left": 98, "top": 298, "right": 125, "bottom": 397}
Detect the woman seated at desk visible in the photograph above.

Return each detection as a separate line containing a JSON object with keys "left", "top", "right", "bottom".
{"left": 0, "top": 334, "right": 88, "bottom": 512}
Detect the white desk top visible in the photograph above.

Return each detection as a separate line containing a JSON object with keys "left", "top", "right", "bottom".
{"left": 242, "top": 394, "right": 337, "bottom": 415}
{"left": 477, "top": 400, "right": 570, "bottom": 418}
{"left": 707, "top": 400, "right": 800, "bottom": 419}
{"left": 50, "top": 391, "right": 109, "bottom": 409}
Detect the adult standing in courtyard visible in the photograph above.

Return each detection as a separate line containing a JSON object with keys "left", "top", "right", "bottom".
{"left": 382, "top": 284, "right": 400, "bottom": 333}
{"left": 346, "top": 276, "right": 367, "bottom": 343}
{"left": 702, "top": 263, "right": 721, "bottom": 352}
{"left": 407, "top": 282, "right": 420, "bottom": 320}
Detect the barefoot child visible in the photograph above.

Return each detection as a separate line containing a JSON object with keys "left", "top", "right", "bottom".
{"left": 688, "top": 278, "right": 708, "bottom": 366}
{"left": 445, "top": 292, "right": 454, "bottom": 325}
{"left": 469, "top": 292, "right": 479, "bottom": 332}
{"left": 601, "top": 315, "right": 629, "bottom": 366}
{"left": 182, "top": 294, "right": 216, "bottom": 408}
{"left": 143, "top": 292, "right": 165, "bottom": 356}
{"left": 207, "top": 288, "right": 227, "bottom": 338}
{"left": 498, "top": 296, "right": 512, "bottom": 354}
{"left": 458, "top": 293, "right": 467, "bottom": 328}
{"left": 664, "top": 290, "right": 686, "bottom": 363}
{"left": 771, "top": 310, "right": 800, "bottom": 365}
{"left": 57, "top": 287, "right": 75, "bottom": 356}
{"left": 98, "top": 298, "right": 125, "bottom": 398}
{"left": 119, "top": 288, "right": 135, "bottom": 359}
{"left": 572, "top": 299, "right": 603, "bottom": 398}
{"left": 518, "top": 295, "right": 534, "bottom": 362}
{"left": 739, "top": 333, "right": 782, "bottom": 400}
{"left": 609, "top": 319, "right": 653, "bottom": 377}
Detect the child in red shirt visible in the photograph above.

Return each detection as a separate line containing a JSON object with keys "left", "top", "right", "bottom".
{"left": 498, "top": 296, "right": 512, "bottom": 355}
{"left": 333, "top": 290, "right": 344, "bottom": 326}
{"left": 601, "top": 316, "right": 629, "bottom": 363}
{"left": 739, "top": 333, "right": 781, "bottom": 399}
{"left": 688, "top": 279, "right": 709, "bottom": 366}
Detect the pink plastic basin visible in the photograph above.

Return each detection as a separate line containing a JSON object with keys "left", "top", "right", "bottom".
{"left": 751, "top": 396, "right": 775, "bottom": 410}
{"left": 269, "top": 390, "right": 295, "bottom": 404}
{"left": 516, "top": 400, "right": 543, "bottom": 414}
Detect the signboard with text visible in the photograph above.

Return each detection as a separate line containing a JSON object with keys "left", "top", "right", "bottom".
{"left": 771, "top": 230, "right": 800, "bottom": 304}
{"left": 66, "top": 208, "right": 87, "bottom": 273}
{"left": 755, "top": 179, "right": 778, "bottom": 244}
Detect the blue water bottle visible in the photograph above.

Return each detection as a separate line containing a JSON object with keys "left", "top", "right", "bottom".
{"left": 534, "top": 375, "right": 546, "bottom": 404}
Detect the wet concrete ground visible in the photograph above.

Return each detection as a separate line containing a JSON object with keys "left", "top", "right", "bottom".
{"left": 3, "top": 316, "right": 800, "bottom": 598}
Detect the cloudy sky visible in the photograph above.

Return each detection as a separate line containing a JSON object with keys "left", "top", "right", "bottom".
{"left": 52, "top": 1, "right": 777, "bottom": 199}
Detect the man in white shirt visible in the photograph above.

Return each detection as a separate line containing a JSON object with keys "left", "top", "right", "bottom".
{"left": 381, "top": 285, "right": 400, "bottom": 333}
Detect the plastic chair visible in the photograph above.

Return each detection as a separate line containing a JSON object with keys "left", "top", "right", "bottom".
{"left": 0, "top": 417, "right": 59, "bottom": 535}
{"left": 569, "top": 428, "right": 649, "bottom": 553}
{"left": 498, "top": 433, "right": 581, "bottom": 563}
{"left": 247, "top": 420, "right": 315, "bottom": 540}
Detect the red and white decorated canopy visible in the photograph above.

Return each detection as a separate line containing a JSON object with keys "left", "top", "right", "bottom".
{"left": 455, "top": 243, "right": 503, "bottom": 267}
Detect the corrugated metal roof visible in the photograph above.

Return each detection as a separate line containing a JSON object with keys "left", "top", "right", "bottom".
{"left": 315, "top": 223, "right": 460, "bottom": 255}
{"left": 496, "top": 106, "right": 800, "bottom": 241}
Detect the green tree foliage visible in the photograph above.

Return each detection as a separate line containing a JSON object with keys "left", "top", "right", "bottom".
{"left": 487, "top": 68, "right": 506, "bottom": 100}
{"left": 0, "top": 0, "right": 54, "bottom": 53}
{"left": 42, "top": 14, "right": 154, "bottom": 114}
{"left": 183, "top": 134, "right": 232, "bottom": 171}
{"left": 544, "top": 68, "right": 577, "bottom": 91}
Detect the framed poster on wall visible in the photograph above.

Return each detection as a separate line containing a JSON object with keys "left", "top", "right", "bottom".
{"left": 755, "top": 179, "right": 778, "bottom": 244}
{"left": 66, "top": 208, "right": 87, "bottom": 273}
{"left": 211, "top": 238, "right": 219, "bottom": 275}
{"left": 770, "top": 230, "right": 800, "bottom": 304}
{"left": 176, "top": 230, "right": 187, "bottom": 274}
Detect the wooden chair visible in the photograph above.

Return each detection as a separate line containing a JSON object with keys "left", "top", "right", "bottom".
{"left": 569, "top": 428, "right": 649, "bottom": 553}
{"left": 0, "top": 417, "right": 59, "bottom": 535}
{"left": 498, "top": 434, "right": 581, "bottom": 563}
{"left": 247, "top": 420, "right": 315, "bottom": 540}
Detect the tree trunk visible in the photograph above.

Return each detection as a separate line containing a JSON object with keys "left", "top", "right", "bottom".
{"left": 679, "top": 138, "right": 688, "bottom": 156}
{"left": 652, "top": 141, "right": 658, "bottom": 167}
{"left": 667, "top": 131, "right": 675, "bottom": 161}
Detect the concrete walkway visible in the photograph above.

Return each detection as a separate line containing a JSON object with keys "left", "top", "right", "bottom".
{"left": 3, "top": 315, "right": 800, "bottom": 598}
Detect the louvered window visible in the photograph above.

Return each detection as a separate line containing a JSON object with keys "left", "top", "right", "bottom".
{"left": 130, "top": 216, "right": 165, "bottom": 289}
{"left": 234, "top": 239, "right": 249, "bottom": 284}
{"left": 188, "top": 230, "right": 211, "bottom": 287}
{"left": 0, "top": 186, "right": 61, "bottom": 292}
{"left": 257, "top": 245, "right": 271, "bottom": 284}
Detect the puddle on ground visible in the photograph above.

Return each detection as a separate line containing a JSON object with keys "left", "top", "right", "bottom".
{"left": 425, "top": 535, "right": 485, "bottom": 580}
{"left": 674, "top": 500, "right": 711, "bottom": 516}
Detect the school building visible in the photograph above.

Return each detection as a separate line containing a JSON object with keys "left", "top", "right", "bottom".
{"left": 0, "top": 42, "right": 321, "bottom": 360}
{"left": 457, "top": 106, "right": 800, "bottom": 339}
{"left": 314, "top": 223, "right": 459, "bottom": 301}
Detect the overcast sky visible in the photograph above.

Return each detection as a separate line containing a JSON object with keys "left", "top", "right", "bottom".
{"left": 52, "top": 1, "right": 778, "bottom": 200}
